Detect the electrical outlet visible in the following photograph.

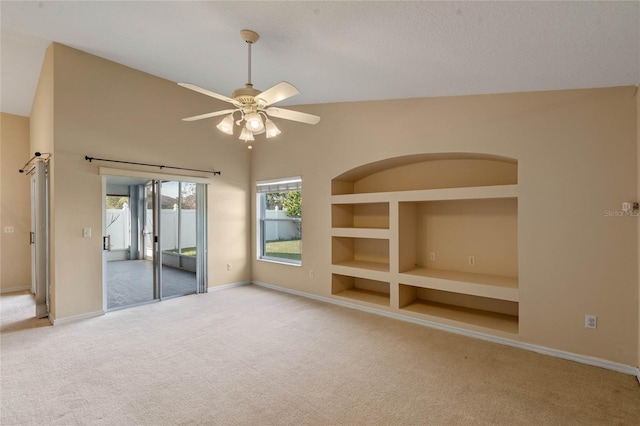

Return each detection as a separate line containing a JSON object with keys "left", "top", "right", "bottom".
{"left": 3, "top": 226, "right": 14, "bottom": 233}
{"left": 469, "top": 256, "right": 475, "bottom": 266}
{"left": 309, "top": 270, "right": 314, "bottom": 279}
{"left": 429, "top": 252, "right": 436, "bottom": 261}
{"left": 83, "top": 228, "right": 91, "bottom": 238}
{"left": 226, "top": 263, "right": 231, "bottom": 271}
{"left": 585, "top": 314, "right": 597, "bottom": 329}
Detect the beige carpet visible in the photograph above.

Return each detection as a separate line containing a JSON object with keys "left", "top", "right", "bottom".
{"left": 1, "top": 285, "right": 639, "bottom": 425}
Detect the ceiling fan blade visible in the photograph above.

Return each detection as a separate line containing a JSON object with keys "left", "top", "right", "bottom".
{"left": 182, "top": 109, "right": 236, "bottom": 122}
{"left": 265, "top": 107, "right": 321, "bottom": 125}
{"left": 256, "top": 82, "right": 300, "bottom": 106}
{"left": 178, "top": 83, "right": 240, "bottom": 106}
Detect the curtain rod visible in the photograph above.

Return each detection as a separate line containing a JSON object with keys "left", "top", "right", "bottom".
{"left": 84, "top": 156, "right": 221, "bottom": 175}
{"left": 19, "top": 152, "right": 51, "bottom": 174}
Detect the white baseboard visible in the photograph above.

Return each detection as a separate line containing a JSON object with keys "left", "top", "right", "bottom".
{"left": 636, "top": 367, "right": 640, "bottom": 384}
{"left": 208, "top": 280, "right": 250, "bottom": 292}
{"left": 0, "top": 285, "right": 31, "bottom": 294}
{"left": 252, "top": 281, "right": 639, "bottom": 377}
{"left": 51, "top": 310, "right": 104, "bottom": 325}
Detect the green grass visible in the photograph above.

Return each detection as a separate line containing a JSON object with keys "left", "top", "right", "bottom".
{"left": 167, "top": 240, "right": 302, "bottom": 261}
{"left": 165, "top": 247, "right": 196, "bottom": 256}
{"left": 265, "top": 239, "right": 301, "bottom": 261}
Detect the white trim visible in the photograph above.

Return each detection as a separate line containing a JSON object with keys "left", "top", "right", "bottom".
{"left": 252, "top": 281, "right": 639, "bottom": 377}
{"left": 257, "top": 258, "right": 302, "bottom": 267}
{"left": 51, "top": 310, "right": 104, "bottom": 325}
{"left": 0, "top": 286, "right": 31, "bottom": 294}
{"left": 208, "top": 281, "right": 251, "bottom": 291}
{"left": 636, "top": 367, "right": 640, "bottom": 384}
{"left": 256, "top": 176, "right": 302, "bottom": 186}
{"left": 99, "top": 167, "right": 213, "bottom": 184}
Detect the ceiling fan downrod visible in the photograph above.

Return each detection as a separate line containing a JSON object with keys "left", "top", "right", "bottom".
{"left": 241, "top": 29, "right": 260, "bottom": 87}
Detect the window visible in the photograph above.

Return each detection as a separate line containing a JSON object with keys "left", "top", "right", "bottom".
{"left": 257, "top": 177, "right": 302, "bottom": 265}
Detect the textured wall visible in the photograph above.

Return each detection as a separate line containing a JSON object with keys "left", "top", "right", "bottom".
{"left": 251, "top": 87, "right": 638, "bottom": 366}
{"left": 0, "top": 113, "right": 31, "bottom": 292}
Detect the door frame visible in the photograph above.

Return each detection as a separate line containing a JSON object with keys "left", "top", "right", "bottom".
{"left": 100, "top": 168, "right": 212, "bottom": 312}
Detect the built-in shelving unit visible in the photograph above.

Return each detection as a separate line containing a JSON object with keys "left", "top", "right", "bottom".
{"left": 330, "top": 153, "right": 519, "bottom": 335}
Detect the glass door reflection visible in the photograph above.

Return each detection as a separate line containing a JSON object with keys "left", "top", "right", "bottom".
{"left": 159, "top": 181, "right": 197, "bottom": 299}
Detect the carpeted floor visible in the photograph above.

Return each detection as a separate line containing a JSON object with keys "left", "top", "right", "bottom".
{"left": 1, "top": 284, "right": 639, "bottom": 425}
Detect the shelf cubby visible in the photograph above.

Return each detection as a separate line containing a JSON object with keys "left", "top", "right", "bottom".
{"left": 332, "top": 202, "right": 389, "bottom": 229}
{"left": 399, "top": 285, "right": 518, "bottom": 334}
{"left": 331, "top": 236, "right": 390, "bottom": 272}
{"left": 399, "top": 268, "right": 518, "bottom": 302}
{"left": 398, "top": 198, "right": 518, "bottom": 279}
{"left": 332, "top": 274, "right": 390, "bottom": 307}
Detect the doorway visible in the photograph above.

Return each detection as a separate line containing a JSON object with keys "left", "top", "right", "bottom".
{"left": 103, "top": 176, "right": 207, "bottom": 311}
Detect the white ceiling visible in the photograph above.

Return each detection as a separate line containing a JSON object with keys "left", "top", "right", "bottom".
{"left": 2, "top": 1, "right": 639, "bottom": 117}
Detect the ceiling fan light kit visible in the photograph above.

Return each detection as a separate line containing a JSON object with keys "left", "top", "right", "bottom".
{"left": 216, "top": 114, "right": 235, "bottom": 135}
{"left": 179, "top": 29, "right": 320, "bottom": 148}
{"left": 264, "top": 119, "right": 281, "bottom": 138}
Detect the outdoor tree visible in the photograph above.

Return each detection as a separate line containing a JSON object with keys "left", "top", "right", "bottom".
{"left": 106, "top": 195, "right": 129, "bottom": 209}
{"left": 265, "top": 191, "right": 301, "bottom": 217}
{"left": 281, "top": 191, "right": 301, "bottom": 218}
{"left": 180, "top": 183, "right": 196, "bottom": 209}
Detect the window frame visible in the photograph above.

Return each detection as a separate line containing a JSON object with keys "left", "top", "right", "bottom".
{"left": 256, "top": 177, "right": 302, "bottom": 266}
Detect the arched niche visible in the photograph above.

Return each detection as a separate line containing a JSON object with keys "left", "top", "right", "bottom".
{"left": 332, "top": 153, "right": 517, "bottom": 195}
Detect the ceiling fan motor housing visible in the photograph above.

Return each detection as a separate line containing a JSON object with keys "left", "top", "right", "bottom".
{"left": 232, "top": 83, "right": 262, "bottom": 106}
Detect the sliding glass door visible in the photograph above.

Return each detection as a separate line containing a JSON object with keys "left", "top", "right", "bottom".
{"left": 105, "top": 177, "right": 207, "bottom": 311}
{"left": 158, "top": 181, "right": 197, "bottom": 299}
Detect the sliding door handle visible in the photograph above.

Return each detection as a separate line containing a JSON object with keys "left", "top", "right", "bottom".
{"left": 102, "top": 236, "right": 111, "bottom": 251}
{"left": 30, "top": 232, "right": 35, "bottom": 245}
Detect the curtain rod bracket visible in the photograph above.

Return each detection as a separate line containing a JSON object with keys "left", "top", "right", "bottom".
{"left": 19, "top": 152, "right": 51, "bottom": 174}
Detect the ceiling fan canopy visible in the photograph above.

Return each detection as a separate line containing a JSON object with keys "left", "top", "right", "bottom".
{"left": 178, "top": 29, "right": 320, "bottom": 148}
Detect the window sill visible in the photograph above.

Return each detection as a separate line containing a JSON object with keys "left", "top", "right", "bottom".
{"left": 258, "top": 257, "right": 302, "bottom": 267}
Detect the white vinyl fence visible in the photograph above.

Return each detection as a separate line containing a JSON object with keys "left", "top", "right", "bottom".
{"left": 264, "top": 210, "right": 301, "bottom": 241}
{"left": 106, "top": 208, "right": 130, "bottom": 250}
{"left": 106, "top": 207, "right": 196, "bottom": 252}
{"left": 107, "top": 207, "right": 297, "bottom": 252}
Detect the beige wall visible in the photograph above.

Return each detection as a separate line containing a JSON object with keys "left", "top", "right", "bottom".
{"left": 637, "top": 86, "right": 640, "bottom": 370}
{"left": 251, "top": 87, "right": 639, "bottom": 366}
{"left": 0, "top": 113, "right": 31, "bottom": 292}
{"left": 31, "top": 43, "right": 251, "bottom": 319}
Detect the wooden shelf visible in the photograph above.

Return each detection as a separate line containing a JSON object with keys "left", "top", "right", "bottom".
{"left": 400, "top": 268, "right": 518, "bottom": 302}
{"left": 401, "top": 300, "right": 518, "bottom": 334}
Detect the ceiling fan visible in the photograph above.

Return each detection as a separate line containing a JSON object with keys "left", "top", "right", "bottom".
{"left": 178, "top": 29, "right": 320, "bottom": 148}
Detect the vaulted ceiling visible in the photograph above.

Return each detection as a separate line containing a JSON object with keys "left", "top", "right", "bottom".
{"left": 2, "top": 1, "right": 639, "bottom": 117}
